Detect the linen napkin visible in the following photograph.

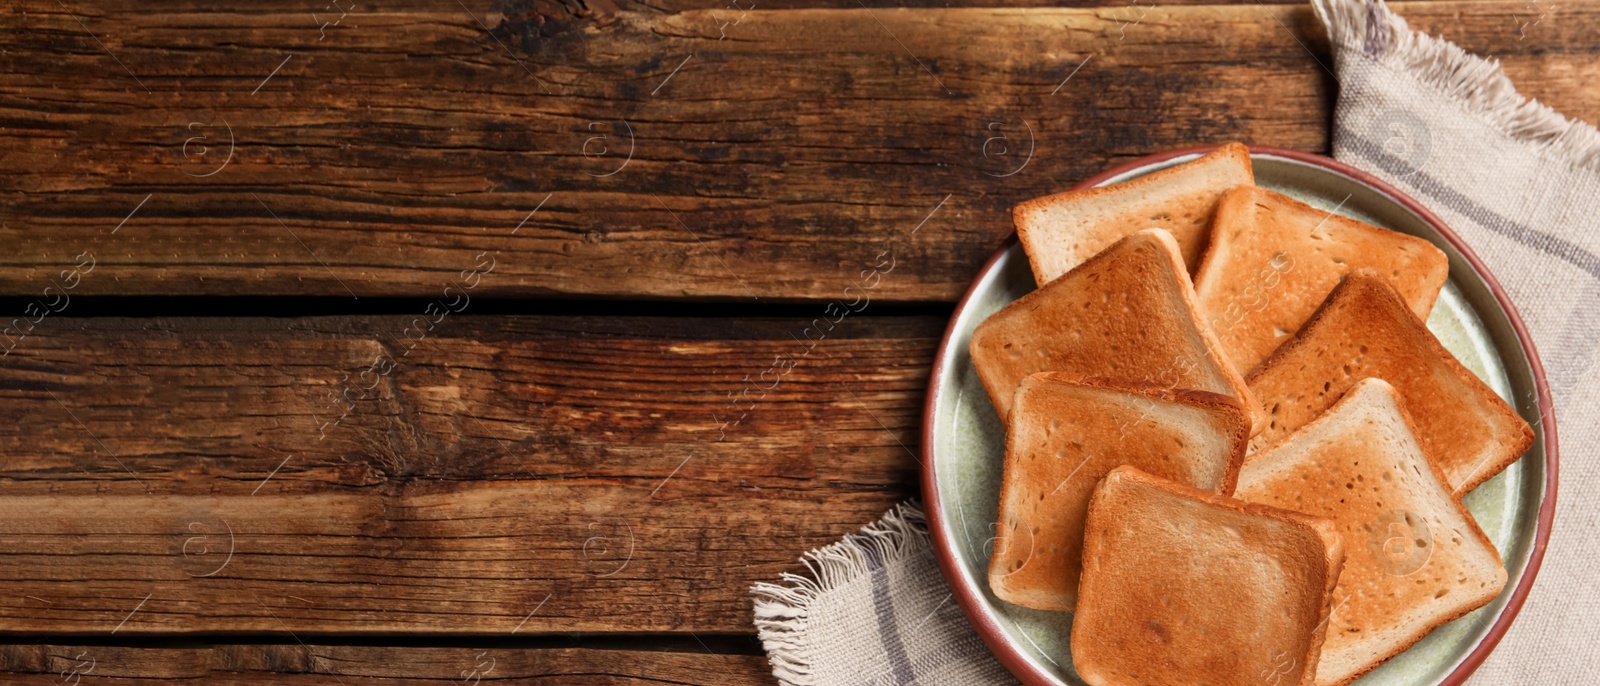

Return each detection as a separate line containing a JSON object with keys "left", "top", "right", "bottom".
{"left": 1317, "top": 0, "right": 1599, "bottom": 682}
{"left": 752, "top": 0, "right": 1599, "bottom": 681}
{"left": 751, "top": 503, "right": 1016, "bottom": 684}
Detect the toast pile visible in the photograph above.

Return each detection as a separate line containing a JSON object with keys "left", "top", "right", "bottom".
{"left": 1247, "top": 272, "right": 1534, "bottom": 494}
{"left": 966, "top": 142, "right": 1536, "bottom": 684}
{"left": 1234, "top": 380, "right": 1507, "bottom": 685}
{"left": 988, "top": 375, "right": 1249, "bottom": 611}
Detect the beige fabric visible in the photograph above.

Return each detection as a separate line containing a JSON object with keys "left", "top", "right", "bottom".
{"left": 1317, "top": 0, "right": 1600, "bottom": 683}
{"left": 754, "top": 0, "right": 1596, "bottom": 682}
{"left": 751, "top": 503, "right": 1016, "bottom": 685}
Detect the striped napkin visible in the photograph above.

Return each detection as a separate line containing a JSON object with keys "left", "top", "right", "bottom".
{"left": 752, "top": 0, "right": 1598, "bottom": 682}
{"left": 751, "top": 503, "right": 1016, "bottom": 684}
{"left": 1317, "top": 0, "right": 1596, "bottom": 682}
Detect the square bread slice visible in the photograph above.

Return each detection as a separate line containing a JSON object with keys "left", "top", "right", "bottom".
{"left": 1072, "top": 465, "right": 1344, "bottom": 686}
{"left": 1193, "top": 186, "right": 1449, "bottom": 375}
{"left": 1015, "top": 142, "right": 1252, "bottom": 285}
{"left": 1247, "top": 272, "right": 1534, "bottom": 495}
{"left": 987, "top": 374, "right": 1249, "bottom": 611}
{"left": 1233, "top": 379, "right": 1507, "bottom": 686}
{"left": 969, "top": 228, "right": 1260, "bottom": 431}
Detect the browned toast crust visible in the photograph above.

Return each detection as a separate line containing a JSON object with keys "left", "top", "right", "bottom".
{"left": 1234, "top": 380, "right": 1506, "bottom": 686}
{"left": 1246, "top": 272, "right": 1534, "bottom": 495}
{"left": 969, "top": 228, "right": 1261, "bottom": 431}
{"left": 1193, "top": 186, "right": 1449, "bottom": 375}
{"left": 986, "top": 374, "right": 1250, "bottom": 611}
{"left": 1014, "top": 142, "right": 1253, "bottom": 283}
{"left": 1072, "top": 466, "right": 1344, "bottom": 686}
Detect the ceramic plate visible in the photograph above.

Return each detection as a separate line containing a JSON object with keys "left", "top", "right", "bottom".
{"left": 921, "top": 146, "right": 1557, "bottom": 685}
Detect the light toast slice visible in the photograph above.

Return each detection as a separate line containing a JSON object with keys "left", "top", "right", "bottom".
{"left": 1015, "top": 142, "right": 1252, "bottom": 285}
{"left": 1233, "top": 379, "right": 1507, "bottom": 686}
{"left": 969, "top": 228, "right": 1261, "bottom": 431}
{"left": 987, "top": 374, "right": 1249, "bottom": 611}
{"left": 1247, "top": 272, "right": 1534, "bottom": 495}
{"left": 1193, "top": 186, "right": 1450, "bottom": 374}
{"left": 1072, "top": 466, "right": 1344, "bottom": 686}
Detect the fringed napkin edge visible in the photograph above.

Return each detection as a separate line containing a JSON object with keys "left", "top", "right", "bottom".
{"left": 751, "top": 501, "right": 928, "bottom": 686}
{"left": 1313, "top": 0, "right": 1600, "bottom": 174}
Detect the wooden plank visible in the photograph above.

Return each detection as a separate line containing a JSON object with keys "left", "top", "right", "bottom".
{"left": 0, "top": 313, "right": 932, "bottom": 634}
{"left": 0, "top": 643, "right": 770, "bottom": 684}
{"left": 2, "top": 2, "right": 1594, "bottom": 301}
{"left": 628, "top": 0, "right": 1520, "bottom": 10}
{"left": 632, "top": 0, "right": 1489, "bottom": 9}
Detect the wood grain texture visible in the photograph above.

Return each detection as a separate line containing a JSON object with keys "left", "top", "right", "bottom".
{"left": 629, "top": 0, "right": 1473, "bottom": 10}
{"left": 0, "top": 313, "right": 934, "bottom": 634}
{"left": 0, "top": 643, "right": 770, "bottom": 684}
{"left": 2, "top": 2, "right": 1594, "bottom": 301}
{"left": 604, "top": 0, "right": 1457, "bottom": 13}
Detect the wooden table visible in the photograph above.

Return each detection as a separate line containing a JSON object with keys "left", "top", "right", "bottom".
{"left": 0, "top": 0, "right": 1590, "bottom": 682}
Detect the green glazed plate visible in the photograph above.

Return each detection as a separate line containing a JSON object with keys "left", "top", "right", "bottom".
{"left": 921, "top": 146, "right": 1557, "bottom": 686}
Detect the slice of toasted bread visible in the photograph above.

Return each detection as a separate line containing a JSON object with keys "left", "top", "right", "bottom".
{"left": 969, "top": 228, "right": 1260, "bottom": 431}
{"left": 1072, "top": 465, "right": 1344, "bottom": 686}
{"left": 1015, "top": 142, "right": 1252, "bottom": 285}
{"left": 1233, "top": 379, "right": 1507, "bottom": 686}
{"left": 1193, "top": 186, "right": 1450, "bottom": 374}
{"left": 988, "top": 374, "right": 1249, "bottom": 611}
{"left": 1247, "top": 272, "right": 1534, "bottom": 494}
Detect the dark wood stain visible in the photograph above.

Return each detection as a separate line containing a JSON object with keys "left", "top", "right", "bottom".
{"left": 2, "top": 3, "right": 1589, "bottom": 302}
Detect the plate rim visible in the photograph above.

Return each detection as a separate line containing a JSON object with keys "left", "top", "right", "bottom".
{"left": 919, "top": 144, "right": 1560, "bottom": 686}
